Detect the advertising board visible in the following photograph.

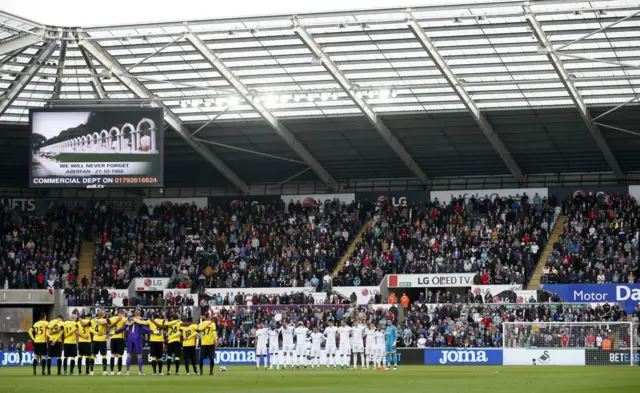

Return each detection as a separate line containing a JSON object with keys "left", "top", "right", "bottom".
{"left": 143, "top": 197, "right": 208, "bottom": 209}
{"left": 133, "top": 277, "right": 170, "bottom": 291}
{"left": 354, "top": 191, "right": 429, "bottom": 207}
{"left": 585, "top": 349, "right": 639, "bottom": 366}
{"left": 387, "top": 274, "right": 474, "bottom": 288}
{"left": 431, "top": 188, "right": 547, "bottom": 204}
{"left": 424, "top": 348, "right": 503, "bottom": 365}
{"left": 503, "top": 349, "right": 585, "bottom": 366}
{"left": 543, "top": 284, "right": 640, "bottom": 314}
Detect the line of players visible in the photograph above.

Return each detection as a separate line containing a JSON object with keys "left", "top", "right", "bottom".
{"left": 254, "top": 319, "right": 399, "bottom": 370}
{"left": 29, "top": 309, "right": 219, "bottom": 376}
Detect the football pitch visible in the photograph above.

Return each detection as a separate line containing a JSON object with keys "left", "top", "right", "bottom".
{"left": 0, "top": 366, "right": 638, "bottom": 393}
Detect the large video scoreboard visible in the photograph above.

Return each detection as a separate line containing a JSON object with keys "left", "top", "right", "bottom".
{"left": 29, "top": 107, "right": 163, "bottom": 188}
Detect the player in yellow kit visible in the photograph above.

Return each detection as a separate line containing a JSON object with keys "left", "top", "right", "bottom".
{"left": 77, "top": 315, "right": 92, "bottom": 375}
{"left": 62, "top": 313, "right": 88, "bottom": 375}
{"left": 28, "top": 313, "right": 48, "bottom": 376}
{"left": 198, "top": 314, "right": 217, "bottom": 376}
{"left": 90, "top": 309, "right": 110, "bottom": 375}
{"left": 47, "top": 315, "right": 64, "bottom": 376}
{"left": 148, "top": 312, "right": 167, "bottom": 376}
{"left": 164, "top": 313, "right": 184, "bottom": 376}
{"left": 108, "top": 310, "right": 126, "bottom": 375}
{"left": 181, "top": 320, "right": 199, "bottom": 375}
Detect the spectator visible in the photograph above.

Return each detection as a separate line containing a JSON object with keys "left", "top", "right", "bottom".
{"left": 400, "top": 293, "right": 410, "bottom": 309}
{"left": 388, "top": 292, "right": 398, "bottom": 305}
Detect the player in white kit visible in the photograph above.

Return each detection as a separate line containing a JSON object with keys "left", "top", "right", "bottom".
{"left": 267, "top": 325, "right": 280, "bottom": 369}
{"left": 255, "top": 323, "right": 269, "bottom": 370}
{"left": 323, "top": 320, "right": 338, "bottom": 369}
{"left": 364, "top": 322, "right": 377, "bottom": 369}
{"left": 351, "top": 319, "right": 366, "bottom": 369}
{"left": 309, "top": 327, "right": 324, "bottom": 369}
{"left": 293, "top": 322, "right": 309, "bottom": 369}
{"left": 337, "top": 320, "right": 352, "bottom": 369}
{"left": 279, "top": 322, "right": 295, "bottom": 369}
{"left": 374, "top": 324, "right": 387, "bottom": 370}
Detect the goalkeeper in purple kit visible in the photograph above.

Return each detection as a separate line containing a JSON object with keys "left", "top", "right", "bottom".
{"left": 112, "top": 309, "right": 158, "bottom": 375}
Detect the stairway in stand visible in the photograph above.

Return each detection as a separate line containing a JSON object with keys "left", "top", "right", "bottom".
{"left": 78, "top": 241, "right": 96, "bottom": 284}
{"left": 331, "top": 220, "right": 372, "bottom": 279}
{"left": 528, "top": 215, "right": 568, "bottom": 289}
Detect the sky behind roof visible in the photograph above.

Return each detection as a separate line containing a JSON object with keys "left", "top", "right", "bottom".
{"left": 2, "top": 0, "right": 489, "bottom": 26}
{"left": 32, "top": 112, "right": 90, "bottom": 140}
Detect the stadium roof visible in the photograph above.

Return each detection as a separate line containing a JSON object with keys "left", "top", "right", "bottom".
{"left": 0, "top": 0, "right": 639, "bottom": 193}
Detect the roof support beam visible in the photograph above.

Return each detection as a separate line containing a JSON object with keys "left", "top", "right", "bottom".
{"left": 78, "top": 34, "right": 250, "bottom": 194}
{"left": 406, "top": 13, "right": 525, "bottom": 182}
{"left": 78, "top": 45, "right": 106, "bottom": 99}
{"left": 526, "top": 9, "right": 625, "bottom": 178}
{"left": 0, "top": 31, "right": 42, "bottom": 57}
{"left": 293, "top": 20, "right": 430, "bottom": 185}
{"left": 0, "top": 41, "right": 55, "bottom": 117}
{"left": 185, "top": 32, "right": 337, "bottom": 189}
{"left": 51, "top": 41, "right": 67, "bottom": 100}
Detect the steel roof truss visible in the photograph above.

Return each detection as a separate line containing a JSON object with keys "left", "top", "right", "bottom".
{"left": 78, "top": 34, "right": 251, "bottom": 194}
{"left": 406, "top": 13, "right": 524, "bottom": 182}
{"left": 526, "top": 8, "right": 624, "bottom": 179}
{"left": 293, "top": 20, "right": 430, "bottom": 185}
{"left": 185, "top": 32, "right": 337, "bottom": 189}
{"left": 0, "top": 41, "right": 56, "bottom": 116}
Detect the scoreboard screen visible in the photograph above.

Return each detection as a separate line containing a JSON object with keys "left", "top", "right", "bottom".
{"left": 29, "top": 107, "right": 164, "bottom": 188}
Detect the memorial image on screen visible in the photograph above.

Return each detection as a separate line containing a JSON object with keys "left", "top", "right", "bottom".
{"left": 29, "top": 108, "right": 164, "bottom": 188}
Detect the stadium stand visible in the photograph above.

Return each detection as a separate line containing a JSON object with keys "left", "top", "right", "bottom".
{"left": 0, "top": 203, "right": 84, "bottom": 290}
{"left": 334, "top": 194, "right": 555, "bottom": 287}
{"left": 540, "top": 193, "right": 639, "bottom": 284}
{"left": 91, "top": 196, "right": 361, "bottom": 290}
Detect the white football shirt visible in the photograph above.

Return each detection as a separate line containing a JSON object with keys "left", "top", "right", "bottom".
{"left": 352, "top": 324, "right": 365, "bottom": 345}
{"left": 294, "top": 326, "right": 309, "bottom": 346}
{"left": 280, "top": 325, "right": 295, "bottom": 345}
{"left": 267, "top": 329, "right": 279, "bottom": 347}
{"left": 338, "top": 326, "right": 352, "bottom": 346}
{"left": 324, "top": 326, "right": 338, "bottom": 346}
{"left": 374, "top": 330, "right": 386, "bottom": 347}
{"left": 364, "top": 328, "right": 376, "bottom": 346}
{"left": 310, "top": 332, "right": 323, "bottom": 348}
{"left": 256, "top": 328, "right": 268, "bottom": 346}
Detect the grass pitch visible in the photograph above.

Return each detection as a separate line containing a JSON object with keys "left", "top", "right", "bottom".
{"left": 0, "top": 366, "right": 638, "bottom": 393}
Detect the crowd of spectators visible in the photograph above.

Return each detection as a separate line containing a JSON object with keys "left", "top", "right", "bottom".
{"left": 335, "top": 193, "right": 554, "bottom": 287}
{"left": 203, "top": 289, "right": 381, "bottom": 306}
{"left": 542, "top": 192, "right": 639, "bottom": 284}
{"left": 402, "top": 300, "right": 627, "bottom": 348}
{"left": 0, "top": 204, "right": 84, "bottom": 290}
{"left": 197, "top": 198, "right": 361, "bottom": 289}
{"left": 93, "top": 197, "right": 362, "bottom": 291}
{"left": 64, "top": 285, "right": 196, "bottom": 308}
{"left": 191, "top": 299, "right": 632, "bottom": 349}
